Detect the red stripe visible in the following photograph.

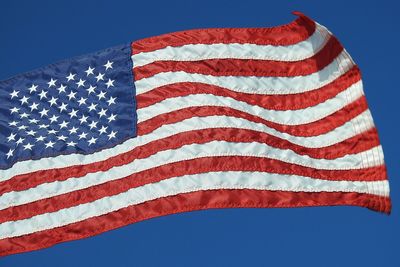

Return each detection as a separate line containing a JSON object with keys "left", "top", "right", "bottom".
{"left": 133, "top": 36, "right": 342, "bottom": 80}
{"left": 0, "top": 154, "right": 387, "bottom": 223}
{"left": 0, "top": 189, "right": 390, "bottom": 257}
{"left": 135, "top": 120, "right": 379, "bottom": 161}
{"left": 0, "top": 119, "right": 378, "bottom": 196}
{"left": 138, "top": 96, "right": 368, "bottom": 137}
{"left": 136, "top": 66, "right": 361, "bottom": 110}
{"left": 132, "top": 12, "right": 316, "bottom": 54}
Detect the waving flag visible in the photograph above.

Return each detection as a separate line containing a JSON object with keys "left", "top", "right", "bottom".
{"left": 0, "top": 12, "right": 390, "bottom": 256}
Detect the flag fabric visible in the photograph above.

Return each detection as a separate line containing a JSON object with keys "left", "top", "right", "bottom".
{"left": 0, "top": 12, "right": 390, "bottom": 256}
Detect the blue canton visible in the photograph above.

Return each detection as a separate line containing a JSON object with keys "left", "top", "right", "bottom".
{"left": 0, "top": 44, "right": 137, "bottom": 168}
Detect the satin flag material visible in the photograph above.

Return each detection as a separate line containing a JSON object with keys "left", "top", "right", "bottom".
{"left": 0, "top": 12, "right": 390, "bottom": 256}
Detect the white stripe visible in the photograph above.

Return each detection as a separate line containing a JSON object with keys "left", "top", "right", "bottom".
{"left": 137, "top": 80, "right": 363, "bottom": 125}
{"left": 135, "top": 111, "right": 374, "bottom": 149}
{"left": 132, "top": 23, "right": 330, "bottom": 68}
{"left": 0, "top": 139, "right": 383, "bottom": 209}
{"left": 0, "top": 111, "right": 374, "bottom": 182}
{"left": 134, "top": 51, "right": 353, "bottom": 95}
{"left": 0, "top": 171, "right": 389, "bottom": 239}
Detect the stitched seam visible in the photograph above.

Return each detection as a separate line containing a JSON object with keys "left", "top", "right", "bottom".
{"left": 3, "top": 163, "right": 388, "bottom": 210}
{"left": 135, "top": 69, "right": 362, "bottom": 111}
{"left": 3, "top": 149, "right": 386, "bottom": 207}
{"left": 2, "top": 161, "right": 387, "bottom": 209}
{"left": 2, "top": 149, "right": 384, "bottom": 209}
{"left": 126, "top": 43, "right": 138, "bottom": 137}
{"left": 138, "top": 114, "right": 367, "bottom": 148}
{"left": 135, "top": 60, "right": 355, "bottom": 96}
{"left": 134, "top": 45, "right": 346, "bottom": 81}
{"left": 133, "top": 48, "right": 329, "bottom": 66}
{"left": 338, "top": 50, "right": 373, "bottom": 195}
{"left": 137, "top": 88, "right": 363, "bottom": 126}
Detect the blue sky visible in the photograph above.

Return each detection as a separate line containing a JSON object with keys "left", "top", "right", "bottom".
{"left": 0, "top": 0, "right": 399, "bottom": 266}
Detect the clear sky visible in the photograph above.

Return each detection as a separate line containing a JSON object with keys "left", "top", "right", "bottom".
{"left": 0, "top": 0, "right": 399, "bottom": 266}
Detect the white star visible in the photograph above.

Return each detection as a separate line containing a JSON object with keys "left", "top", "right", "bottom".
{"left": 95, "top": 73, "right": 105, "bottom": 82}
{"left": 29, "top": 102, "right": 39, "bottom": 111}
{"left": 29, "top": 118, "right": 39, "bottom": 124}
{"left": 38, "top": 124, "right": 49, "bottom": 129}
{"left": 47, "top": 78, "right": 57, "bottom": 88}
{"left": 69, "top": 109, "right": 78, "bottom": 118}
{"left": 9, "top": 121, "right": 18, "bottom": 126}
{"left": 97, "top": 91, "right": 106, "bottom": 100}
{"left": 79, "top": 114, "right": 88, "bottom": 124}
{"left": 28, "top": 84, "right": 38, "bottom": 93}
{"left": 19, "top": 96, "right": 29, "bottom": 105}
{"left": 19, "top": 112, "right": 30, "bottom": 119}
{"left": 88, "top": 120, "right": 98, "bottom": 129}
{"left": 86, "top": 85, "right": 96, "bottom": 95}
{"left": 67, "top": 141, "right": 77, "bottom": 147}
{"left": 77, "top": 115, "right": 88, "bottom": 125}
{"left": 23, "top": 142, "right": 34, "bottom": 150}
{"left": 76, "top": 79, "right": 86, "bottom": 88}
{"left": 38, "top": 90, "right": 48, "bottom": 100}
{"left": 66, "top": 73, "right": 76, "bottom": 81}
{"left": 98, "top": 108, "right": 108, "bottom": 118}
{"left": 88, "top": 103, "right": 97, "bottom": 112}
{"left": 16, "top": 137, "right": 25, "bottom": 145}
{"left": 18, "top": 124, "right": 28, "bottom": 130}
{"left": 48, "top": 96, "right": 58, "bottom": 106}
{"left": 39, "top": 108, "right": 49, "bottom": 117}
{"left": 57, "top": 135, "right": 67, "bottom": 141}
{"left": 58, "top": 102, "right": 68, "bottom": 112}
{"left": 45, "top": 141, "right": 55, "bottom": 148}
{"left": 26, "top": 129, "right": 36, "bottom": 136}
{"left": 104, "top": 60, "right": 113, "bottom": 70}
{"left": 6, "top": 148, "right": 14, "bottom": 159}
{"left": 107, "top": 130, "right": 117, "bottom": 140}
{"left": 77, "top": 97, "right": 87, "bottom": 106}
{"left": 48, "top": 129, "right": 58, "bottom": 135}
{"left": 107, "top": 113, "right": 116, "bottom": 122}
{"left": 10, "top": 90, "right": 19, "bottom": 99}
{"left": 88, "top": 137, "right": 97, "bottom": 146}
{"left": 67, "top": 90, "right": 77, "bottom": 100}
{"left": 49, "top": 115, "right": 59, "bottom": 123}
{"left": 98, "top": 125, "right": 108, "bottom": 134}
{"left": 7, "top": 133, "right": 16, "bottom": 142}
{"left": 85, "top": 66, "right": 95, "bottom": 76}
{"left": 10, "top": 107, "right": 20, "bottom": 114}
{"left": 36, "top": 135, "right": 46, "bottom": 142}
{"left": 59, "top": 120, "right": 69, "bottom": 129}
{"left": 105, "top": 79, "right": 115, "bottom": 88}
{"left": 57, "top": 84, "right": 67, "bottom": 94}
{"left": 107, "top": 96, "right": 116, "bottom": 106}
{"left": 78, "top": 132, "right": 88, "bottom": 139}
{"left": 68, "top": 126, "right": 78, "bottom": 134}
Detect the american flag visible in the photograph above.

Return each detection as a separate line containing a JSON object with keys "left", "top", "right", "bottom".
{"left": 0, "top": 12, "right": 390, "bottom": 256}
